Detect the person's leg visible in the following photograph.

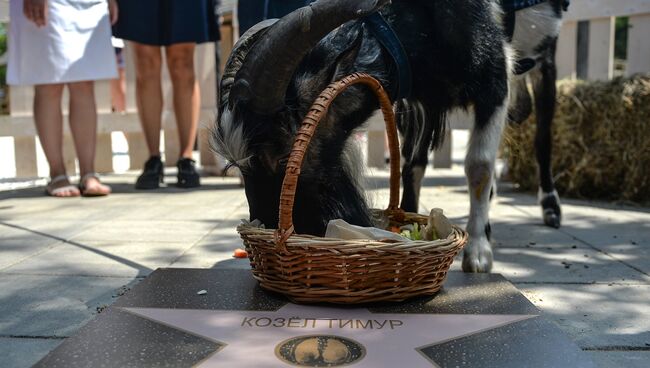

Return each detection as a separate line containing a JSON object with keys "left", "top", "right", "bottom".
{"left": 165, "top": 43, "right": 201, "bottom": 188}
{"left": 67, "top": 81, "right": 110, "bottom": 196}
{"left": 133, "top": 42, "right": 164, "bottom": 156}
{"left": 34, "top": 83, "right": 79, "bottom": 197}
{"left": 133, "top": 42, "right": 165, "bottom": 189}
{"left": 165, "top": 42, "right": 199, "bottom": 159}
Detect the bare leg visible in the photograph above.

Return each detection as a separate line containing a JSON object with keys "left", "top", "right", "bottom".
{"left": 68, "top": 81, "right": 97, "bottom": 177}
{"left": 68, "top": 81, "right": 110, "bottom": 195}
{"left": 34, "top": 84, "right": 79, "bottom": 197}
{"left": 133, "top": 42, "right": 163, "bottom": 157}
{"left": 165, "top": 43, "right": 199, "bottom": 159}
{"left": 34, "top": 84, "right": 66, "bottom": 178}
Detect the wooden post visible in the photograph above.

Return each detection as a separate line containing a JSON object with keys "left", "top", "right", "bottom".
{"left": 122, "top": 43, "right": 149, "bottom": 169}
{"left": 433, "top": 129, "right": 453, "bottom": 169}
{"left": 163, "top": 112, "right": 180, "bottom": 166}
{"left": 587, "top": 17, "right": 615, "bottom": 80}
{"left": 123, "top": 43, "right": 138, "bottom": 113}
{"left": 219, "top": 13, "right": 235, "bottom": 75}
{"left": 124, "top": 132, "right": 149, "bottom": 170}
{"left": 9, "top": 85, "right": 33, "bottom": 116}
{"left": 626, "top": 13, "right": 650, "bottom": 75}
{"left": 95, "top": 133, "right": 113, "bottom": 173}
{"left": 366, "top": 111, "right": 386, "bottom": 168}
{"left": 13, "top": 136, "right": 38, "bottom": 177}
{"left": 62, "top": 134, "right": 77, "bottom": 175}
{"left": 9, "top": 86, "right": 38, "bottom": 177}
{"left": 556, "top": 21, "right": 578, "bottom": 80}
{"left": 94, "top": 80, "right": 114, "bottom": 172}
{"left": 195, "top": 42, "right": 219, "bottom": 172}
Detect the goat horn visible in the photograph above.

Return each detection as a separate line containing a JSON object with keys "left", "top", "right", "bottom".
{"left": 231, "top": 0, "right": 390, "bottom": 114}
{"left": 221, "top": 19, "right": 278, "bottom": 112}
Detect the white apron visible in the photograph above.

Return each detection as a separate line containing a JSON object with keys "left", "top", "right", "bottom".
{"left": 7, "top": 0, "right": 118, "bottom": 85}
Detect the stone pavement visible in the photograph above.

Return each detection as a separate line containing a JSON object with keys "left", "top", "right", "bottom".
{"left": 0, "top": 167, "right": 648, "bottom": 368}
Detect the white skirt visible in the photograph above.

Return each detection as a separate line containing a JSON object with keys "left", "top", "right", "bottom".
{"left": 7, "top": 0, "right": 118, "bottom": 85}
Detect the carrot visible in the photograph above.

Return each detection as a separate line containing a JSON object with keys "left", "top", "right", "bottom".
{"left": 233, "top": 248, "right": 248, "bottom": 258}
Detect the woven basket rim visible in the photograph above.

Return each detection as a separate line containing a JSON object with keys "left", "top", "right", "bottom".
{"left": 237, "top": 222, "right": 467, "bottom": 254}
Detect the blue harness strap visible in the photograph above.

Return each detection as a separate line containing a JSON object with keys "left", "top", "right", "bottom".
{"left": 501, "top": 0, "right": 546, "bottom": 12}
{"left": 502, "top": 0, "right": 570, "bottom": 12}
{"left": 363, "top": 12, "right": 412, "bottom": 100}
{"left": 259, "top": 1, "right": 411, "bottom": 100}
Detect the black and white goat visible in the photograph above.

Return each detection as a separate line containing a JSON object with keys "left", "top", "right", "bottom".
{"left": 215, "top": 0, "right": 511, "bottom": 272}
{"left": 399, "top": 0, "right": 568, "bottom": 232}
{"left": 505, "top": 0, "right": 567, "bottom": 228}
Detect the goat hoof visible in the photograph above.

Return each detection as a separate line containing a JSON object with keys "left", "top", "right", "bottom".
{"left": 539, "top": 190, "right": 562, "bottom": 229}
{"left": 462, "top": 239, "right": 493, "bottom": 273}
{"left": 543, "top": 211, "right": 561, "bottom": 229}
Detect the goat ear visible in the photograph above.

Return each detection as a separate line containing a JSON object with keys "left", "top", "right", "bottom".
{"left": 330, "top": 28, "right": 364, "bottom": 82}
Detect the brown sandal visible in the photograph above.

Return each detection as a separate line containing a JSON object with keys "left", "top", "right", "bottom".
{"left": 46, "top": 175, "right": 81, "bottom": 197}
{"left": 79, "top": 173, "right": 111, "bottom": 197}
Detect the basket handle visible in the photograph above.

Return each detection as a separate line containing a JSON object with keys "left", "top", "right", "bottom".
{"left": 274, "top": 73, "right": 403, "bottom": 249}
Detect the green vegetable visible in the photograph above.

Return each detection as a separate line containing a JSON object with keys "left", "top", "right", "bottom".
{"left": 400, "top": 223, "right": 423, "bottom": 240}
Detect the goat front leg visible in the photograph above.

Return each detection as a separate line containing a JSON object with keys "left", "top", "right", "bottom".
{"left": 462, "top": 102, "right": 507, "bottom": 273}
{"left": 532, "top": 56, "right": 562, "bottom": 228}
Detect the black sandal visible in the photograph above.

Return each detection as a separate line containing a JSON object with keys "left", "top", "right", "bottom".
{"left": 135, "top": 156, "right": 164, "bottom": 189}
{"left": 176, "top": 158, "right": 200, "bottom": 188}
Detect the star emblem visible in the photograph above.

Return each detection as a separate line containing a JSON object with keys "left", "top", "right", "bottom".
{"left": 122, "top": 304, "right": 536, "bottom": 367}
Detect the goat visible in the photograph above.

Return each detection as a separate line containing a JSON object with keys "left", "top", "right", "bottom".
{"left": 214, "top": 0, "right": 511, "bottom": 272}
{"left": 400, "top": 0, "right": 568, "bottom": 232}
{"left": 505, "top": 0, "right": 568, "bottom": 228}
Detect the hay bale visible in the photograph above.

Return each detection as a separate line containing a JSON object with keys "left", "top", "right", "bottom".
{"left": 502, "top": 74, "right": 650, "bottom": 204}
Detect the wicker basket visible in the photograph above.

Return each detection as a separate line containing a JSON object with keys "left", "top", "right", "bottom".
{"left": 237, "top": 73, "right": 467, "bottom": 304}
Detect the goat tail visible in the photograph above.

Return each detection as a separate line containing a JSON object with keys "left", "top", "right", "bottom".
{"left": 395, "top": 99, "right": 447, "bottom": 163}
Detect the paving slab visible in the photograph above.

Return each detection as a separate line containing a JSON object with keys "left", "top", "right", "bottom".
{"left": 0, "top": 195, "right": 125, "bottom": 222}
{"left": 0, "top": 240, "right": 193, "bottom": 277}
{"left": 589, "top": 351, "right": 650, "bottom": 368}
{"left": 490, "top": 216, "right": 581, "bottom": 249}
{"left": 0, "top": 337, "right": 63, "bottom": 368}
{"left": 0, "top": 225, "right": 60, "bottom": 270}
{"left": 0, "top": 219, "right": 100, "bottom": 243}
{"left": 498, "top": 193, "right": 650, "bottom": 274}
{"left": 557, "top": 205, "right": 650, "bottom": 275}
{"left": 70, "top": 220, "right": 215, "bottom": 244}
{"left": 103, "top": 190, "right": 247, "bottom": 222}
{"left": 490, "top": 246, "right": 649, "bottom": 284}
{"left": 0, "top": 274, "right": 138, "bottom": 337}
{"left": 518, "top": 284, "right": 650, "bottom": 349}
{"left": 170, "top": 224, "right": 245, "bottom": 269}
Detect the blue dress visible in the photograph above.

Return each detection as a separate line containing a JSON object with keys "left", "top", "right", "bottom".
{"left": 113, "top": 0, "right": 220, "bottom": 46}
{"left": 237, "top": 0, "right": 310, "bottom": 35}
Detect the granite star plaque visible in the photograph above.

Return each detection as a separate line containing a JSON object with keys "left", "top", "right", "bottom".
{"left": 34, "top": 268, "right": 596, "bottom": 368}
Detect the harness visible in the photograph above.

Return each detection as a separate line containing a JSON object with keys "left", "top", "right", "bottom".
{"left": 502, "top": 0, "right": 570, "bottom": 41}
{"left": 501, "top": 0, "right": 571, "bottom": 74}
{"left": 363, "top": 13, "right": 412, "bottom": 100}
{"left": 261, "top": 0, "right": 412, "bottom": 100}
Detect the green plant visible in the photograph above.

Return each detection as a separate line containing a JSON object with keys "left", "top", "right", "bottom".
{"left": 614, "top": 17, "right": 629, "bottom": 61}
